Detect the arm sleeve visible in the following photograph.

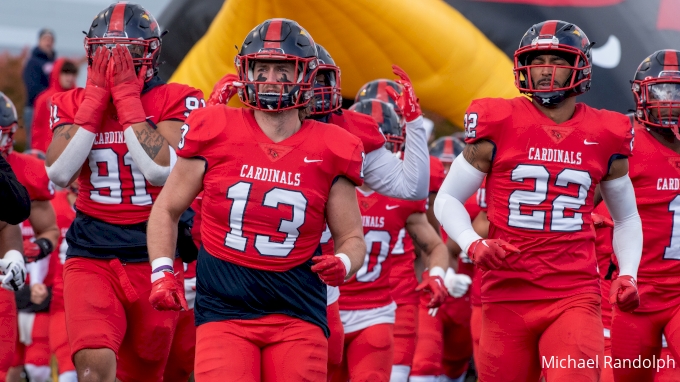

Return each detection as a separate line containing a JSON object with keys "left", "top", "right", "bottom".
{"left": 600, "top": 174, "right": 642, "bottom": 279}
{"left": 0, "top": 155, "right": 31, "bottom": 224}
{"left": 434, "top": 154, "right": 486, "bottom": 253}
{"left": 363, "top": 116, "right": 430, "bottom": 200}
{"left": 160, "top": 85, "right": 205, "bottom": 122}
{"left": 28, "top": 256, "right": 51, "bottom": 286}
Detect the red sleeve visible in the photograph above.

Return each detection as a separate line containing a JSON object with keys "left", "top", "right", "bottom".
{"left": 31, "top": 91, "right": 52, "bottom": 153}
{"left": 159, "top": 84, "right": 205, "bottom": 122}
{"left": 429, "top": 156, "right": 445, "bottom": 193}
{"left": 407, "top": 198, "right": 428, "bottom": 214}
{"left": 464, "top": 98, "right": 510, "bottom": 145}
{"left": 49, "top": 89, "right": 82, "bottom": 131}
{"left": 176, "top": 105, "right": 224, "bottom": 162}
{"left": 323, "top": 121, "right": 366, "bottom": 187}
{"left": 22, "top": 155, "right": 55, "bottom": 201}
{"left": 343, "top": 140, "right": 365, "bottom": 186}
{"left": 619, "top": 117, "right": 634, "bottom": 157}
{"left": 331, "top": 110, "right": 386, "bottom": 154}
{"left": 190, "top": 193, "right": 203, "bottom": 250}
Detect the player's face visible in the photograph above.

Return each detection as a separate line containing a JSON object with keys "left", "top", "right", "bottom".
{"left": 529, "top": 54, "right": 572, "bottom": 90}
{"left": 59, "top": 73, "right": 76, "bottom": 90}
{"left": 648, "top": 82, "right": 680, "bottom": 121}
{"left": 253, "top": 61, "right": 296, "bottom": 93}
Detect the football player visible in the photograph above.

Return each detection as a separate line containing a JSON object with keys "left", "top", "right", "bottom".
{"left": 435, "top": 20, "right": 642, "bottom": 381}
{"left": 609, "top": 49, "right": 680, "bottom": 381}
{"left": 0, "top": 221, "right": 25, "bottom": 382}
{"left": 44, "top": 3, "right": 203, "bottom": 381}
{"left": 148, "top": 18, "right": 366, "bottom": 381}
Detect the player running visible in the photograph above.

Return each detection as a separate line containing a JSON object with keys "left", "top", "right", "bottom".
{"left": 44, "top": 3, "right": 203, "bottom": 381}
{"left": 435, "top": 20, "right": 642, "bottom": 381}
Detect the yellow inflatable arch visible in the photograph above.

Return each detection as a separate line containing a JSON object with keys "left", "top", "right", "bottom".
{"left": 170, "top": 0, "right": 519, "bottom": 125}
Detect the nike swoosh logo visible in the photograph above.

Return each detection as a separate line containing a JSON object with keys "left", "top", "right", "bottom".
{"left": 385, "top": 205, "right": 399, "bottom": 210}
{"left": 304, "top": 157, "right": 323, "bottom": 163}
{"left": 584, "top": 140, "right": 599, "bottom": 145}
{"left": 592, "top": 35, "right": 621, "bottom": 69}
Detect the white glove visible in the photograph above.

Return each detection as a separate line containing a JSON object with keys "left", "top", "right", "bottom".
{"left": 0, "top": 250, "right": 26, "bottom": 291}
{"left": 445, "top": 268, "right": 472, "bottom": 298}
{"left": 184, "top": 277, "right": 196, "bottom": 310}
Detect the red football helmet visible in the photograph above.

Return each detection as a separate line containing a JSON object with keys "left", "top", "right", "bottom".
{"left": 514, "top": 20, "right": 592, "bottom": 106}
{"left": 429, "top": 135, "right": 465, "bottom": 164}
{"left": 355, "top": 79, "right": 405, "bottom": 126}
{"left": 350, "top": 99, "right": 404, "bottom": 153}
{"left": 0, "top": 92, "right": 18, "bottom": 156}
{"left": 311, "top": 44, "right": 342, "bottom": 115}
{"left": 235, "top": 19, "right": 319, "bottom": 111}
{"left": 84, "top": 2, "right": 162, "bottom": 82}
{"left": 632, "top": 49, "right": 680, "bottom": 135}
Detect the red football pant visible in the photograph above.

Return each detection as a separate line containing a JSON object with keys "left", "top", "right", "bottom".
{"left": 411, "top": 296, "right": 472, "bottom": 379}
{"left": 63, "top": 257, "right": 182, "bottom": 382}
{"left": 326, "top": 301, "right": 344, "bottom": 382}
{"left": 470, "top": 304, "right": 482, "bottom": 368}
{"left": 164, "top": 308, "right": 196, "bottom": 382}
{"left": 602, "top": 336, "right": 614, "bottom": 382}
{"left": 611, "top": 304, "right": 680, "bottom": 382}
{"left": 393, "top": 303, "right": 418, "bottom": 368}
{"left": 478, "top": 293, "right": 603, "bottom": 382}
{"left": 194, "top": 315, "right": 327, "bottom": 381}
{"left": 0, "top": 289, "right": 17, "bottom": 380}
{"left": 655, "top": 347, "right": 680, "bottom": 382}
{"left": 49, "top": 309, "right": 74, "bottom": 374}
{"left": 331, "top": 324, "right": 394, "bottom": 382}
{"left": 13, "top": 312, "right": 50, "bottom": 367}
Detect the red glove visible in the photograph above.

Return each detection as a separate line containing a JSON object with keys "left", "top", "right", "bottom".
{"left": 385, "top": 64, "right": 422, "bottom": 122}
{"left": 416, "top": 270, "right": 448, "bottom": 310}
{"left": 609, "top": 275, "right": 640, "bottom": 312}
{"left": 74, "top": 46, "right": 110, "bottom": 133}
{"left": 22, "top": 238, "right": 53, "bottom": 263}
{"left": 109, "top": 44, "right": 146, "bottom": 127}
{"left": 467, "top": 239, "right": 520, "bottom": 271}
{"left": 149, "top": 271, "right": 188, "bottom": 311}
{"left": 311, "top": 254, "right": 348, "bottom": 287}
{"left": 208, "top": 73, "right": 242, "bottom": 106}
{"left": 592, "top": 213, "right": 614, "bottom": 228}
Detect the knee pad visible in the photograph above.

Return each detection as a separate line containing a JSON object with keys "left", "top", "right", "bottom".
{"left": 25, "top": 364, "right": 51, "bottom": 382}
{"left": 59, "top": 370, "right": 78, "bottom": 382}
{"left": 390, "top": 365, "right": 411, "bottom": 382}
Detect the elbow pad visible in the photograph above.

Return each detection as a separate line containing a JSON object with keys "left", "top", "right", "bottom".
{"left": 600, "top": 174, "right": 642, "bottom": 278}
{"left": 434, "top": 155, "right": 486, "bottom": 252}
{"left": 45, "top": 128, "right": 95, "bottom": 188}
{"left": 123, "top": 127, "right": 177, "bottom": 187}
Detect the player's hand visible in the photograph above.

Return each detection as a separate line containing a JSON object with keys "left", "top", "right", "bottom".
{"left": 0, "top": 250, "right": 26, "bottom": 291}
{"left": 208, "top": 73, "right": 243, "bottom": 106}
{"left": 385, "top": 64, "right": 422, "bottom": 122}
{"left": 149, "top": 271, "right": 188, "bottom": 311}
{"left": 22, "top": 238, "right": 53, "bottom": 263}
{"left": 445, "top": 267, "right": 472, "bottom": 298}
{"left": 109, "top": 44, "right": 146, "bottom": 127}
{"left": 311, "top": 254, "right": 350, "bottom": 287}
{"left": 609, "top": 275, "right": 640, "bottom": 312}
{"left": 592, "top": 213, "right": 614, "bottom": 228}
{"left": 30, "top": 283, "right": 48, "bottom": 305}
{"left": 74, "top": 46, "right": 110, "bottom": 133}
{"left": 416, "top": 267, "right": 448, "bottom": 316}
{"left": 467, "top": 238, "right": 520, "bottom": 271}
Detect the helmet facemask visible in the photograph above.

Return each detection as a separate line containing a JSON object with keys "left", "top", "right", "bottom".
{"left": 311, "top": 65, "right": 342, "bottom": 115}
{"left": 634, "top": 74, "right": 680, "bottom": 139}
{"left": 85, "top": 36, "right": 160, "bottom": 81}
{"left": 0, "top": 123, "right": 17, "bottom": 156}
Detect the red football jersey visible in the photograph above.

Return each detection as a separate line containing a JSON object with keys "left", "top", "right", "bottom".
{"left": 429, "top": 155, "right": 446, "bottom": 194}
{"left": 50, "top": 83, "right": 203, "bottom": 224}
{"left": 7, "top": 151, "right": 54, "bottom": 202}
{"left": 628, "top": 124, "right": 680, "bottom": 312}
{"left": 44, "top": 190, "right": 76, "bottom": 311}
{"left": 178, "top": 106, "right": 364, "bottom": 272}
{"left": 593, "top": 202, "right": 613, "bottom": 329}
{"left": 328, "top": 109, "right": 385, "bottom": 154}
{"left": 339, "top": 190, "right": 426, "bottom": 310}
{"left": 465, "top": 97, "right": 633, "bottom": 302}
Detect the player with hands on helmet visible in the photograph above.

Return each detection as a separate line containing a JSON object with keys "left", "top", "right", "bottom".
{"left": 606, "top": 49, "right": 680, "bottom": 381}
{"left": 44, "top": 3, "right": 203, "bottom": 381}
{"left": 435, "top": 20, "right": 641, "bottom": 381}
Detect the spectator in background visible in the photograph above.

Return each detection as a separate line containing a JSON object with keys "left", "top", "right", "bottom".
{"left": 22, "top": 29, "right": 56, "bottom": 149}
{"left": 31, "top": 59, "right": 77, "bottom": 153}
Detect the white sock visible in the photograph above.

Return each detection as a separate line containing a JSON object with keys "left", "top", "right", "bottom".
{"left": 24, "top": 364, "right": 51, "bottom": 382}
{"left": 59, "top": 370, "right": 78, "bottom": 382}
{"left": 441, "top": 373, "right": 466, "bottom": 382}
{"left": 409, "top": 376, "right": 440, "bottom": 382}
{"left": 391, "top": 365, "right": 411, "bottom": 382}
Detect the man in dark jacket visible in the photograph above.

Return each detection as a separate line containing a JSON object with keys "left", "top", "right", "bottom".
{"left": 22, "top": 29, "right": 56, "bottom": 148}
